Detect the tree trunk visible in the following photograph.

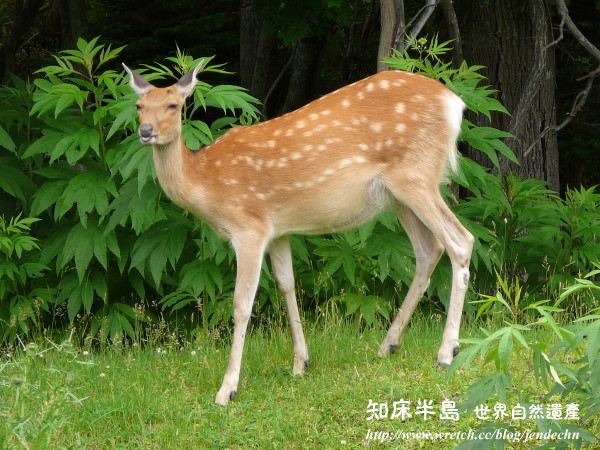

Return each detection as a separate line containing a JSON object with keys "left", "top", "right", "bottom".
{"left": 240, "top": 0, "right": 274, "bottom": 113}
{"left": 455, "top": 0, "right": 559, "bottom": 191}
{"left": 0, "top": 0, "right": 45, "bottom": 81}
{"left": 378, "top": 0, "right": 397, "bottom": 72}
{"left": 281, "top": 37, "right": 322, "bottom": 114}
{"left": 58, "top": 0, "right": 89, "bottom": 48}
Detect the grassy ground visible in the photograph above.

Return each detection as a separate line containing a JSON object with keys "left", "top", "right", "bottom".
{"left": 0, "top": 314, "right": 591, "bottom": 448}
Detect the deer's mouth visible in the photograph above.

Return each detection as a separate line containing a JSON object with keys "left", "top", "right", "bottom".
{"left": 140, "top": 135, "right": 155, "bottom": 144}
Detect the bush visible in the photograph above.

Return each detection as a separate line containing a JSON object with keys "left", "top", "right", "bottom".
{"left": 0, "top": 38, "right": 259, "bottom": 344}
{"left": 0, "top": 215, "right": 53, "bottom": 342}
{"left": 450, "top": 268, "right": 600, "bottom": 448}
{"left": 0, "top": 36, "right": 597, "bottom": 345}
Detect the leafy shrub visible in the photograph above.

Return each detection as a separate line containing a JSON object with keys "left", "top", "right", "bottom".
{"left": 456, "top": 172, "right": 600, "bottom": 313}
{"left": 450, "top": 268, "right": 600, "bottom": 448}
{"left": 0, "top": 215, "right": 53, "bottom": 342}
{"left": 0, "top": 36, "right": 596, "bottom": 343}
{"left": 0, "top": 37, "right": 259, "bottom": 344}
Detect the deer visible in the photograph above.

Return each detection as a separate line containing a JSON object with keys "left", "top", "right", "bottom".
{"left": 123, "top": 61, "right": 474, "bottom": 406}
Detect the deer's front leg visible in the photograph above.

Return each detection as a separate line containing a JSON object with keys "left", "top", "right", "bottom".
{"left": 215, "top": 234, "right": 267, "bottom": 406}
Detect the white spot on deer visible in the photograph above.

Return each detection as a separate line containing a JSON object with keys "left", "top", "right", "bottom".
{"left": 395, "top": 123, "right": 406, "bottom": 133}
{"left": 395, "top": 102, "right": 406, "bottom": 114}
{"left": 302, "top": 131, "right": 314, "bottom": 137}
{"left": 309, "top": 113, "right": 319, "bottom": 121}
{"left": 379, "top": 79, "right": 390, "bottom": 90}
{"left": 321, "top": 110, "right": 331, "bottom": 116}
{"left": 215, "top": 160, "right": 222, "bottom": 167}
{"left": 266, "top": 140, "right": 276, "bottom": 148}
{"left": 266, "top": 160, "right": 275, "bottom": 168}
{"left": 339, "top": 156, "right": 367, "bottom": 168}
{"left": 285, "top": 129, "right": 294, "bottom": 137}
{"left": 295, "top": 120, "right": 306, "bottom": 129}
{"left": 375, "top": 142, "right": 383, "bottom": 151}
{"left": 317, "top": 145, "right": 326, "bottom": 151}
{"left": 358, "top": 143, "right": 369, "bottom": 151}
{"left": 385, "top": 139, "right": 394, "bottom": 147}
{"left": 291, "top": 152, "right": 302, "bottom": 160}
{"left": 342, "top": 99, "right": 351, "bottom": 108}
{"left": 273, "top": 129, "right": 282, "bottom": 136}
{"left": 224, "top": 178, "right": 238, "bottom": 185}
{"left": 366, "top": 82, "right": 375, "bottom": 92}
{"left": 370, "top": 122, "right": 383, "bottom": 133}
{"left": 303, "top": 144, "right": 314, "bottom": 151}
{"left": 256, "top": 193, "right": 267, "bottom": 200}
{"left": 323, "top": 168, "right": 335, "bottom": 176}
{"left": 331, "top": 120, "right": 342, "bottom": 127}
{"left": 357, "top": 91, "right": 365, "bottom": 100}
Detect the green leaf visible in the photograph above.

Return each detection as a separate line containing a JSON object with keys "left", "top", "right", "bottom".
{"left": 586, "top": 320, "right": 600, "bottom": 368}
{"left": 68, "top": 224, "right": 94, "bottom": 282}
{"left": 30, "top": 180, "right": 69, "bottom": 216}
{"left": 55, "top": 169, "right": 115, "bottom": 224}
{"left": 497, "top": 329, "right": 512, "bottom": 370}
{"left": 0, "top": 126, "right": 16, "bottom": 153}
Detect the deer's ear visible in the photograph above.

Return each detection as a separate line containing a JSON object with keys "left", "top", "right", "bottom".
{"left": 122, "top": 63, "right": 152, "bottom": 96}
{"left": 175, "top": 59, "right": 207, "bottom": 98}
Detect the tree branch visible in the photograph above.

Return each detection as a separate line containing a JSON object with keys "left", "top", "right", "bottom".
{"left": 523, "top": 0, "right": 600, "bottom": 157}
{"left": 399, "top": 0, "right": 439, "bottom": 52}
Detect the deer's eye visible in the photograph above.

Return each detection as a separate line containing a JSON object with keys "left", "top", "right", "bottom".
{"left": 135, "top": 104, "right": 142, "bottom": 111}
{"left": 167, "top": 103, "right": 179, "bottom": 110}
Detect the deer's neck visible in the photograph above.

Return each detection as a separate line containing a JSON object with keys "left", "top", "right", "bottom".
{"left": 152, "top": 138, "right": 202, "bottom": 210}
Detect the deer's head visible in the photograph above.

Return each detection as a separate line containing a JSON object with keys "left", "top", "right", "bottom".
{"left": 123, "top": 62, "right": 205, "bottom": 146}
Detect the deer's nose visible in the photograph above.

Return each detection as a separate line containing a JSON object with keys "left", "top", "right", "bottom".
{"left": 140, "top": 124, "right": 154, "bottom": 138}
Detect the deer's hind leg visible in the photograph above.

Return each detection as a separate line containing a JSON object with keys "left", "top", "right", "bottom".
{"left": 379, "top": 202, "right": 445, "bottom": 357}
{"left": 380, "top": 178, "right": 474, "bottom": 366}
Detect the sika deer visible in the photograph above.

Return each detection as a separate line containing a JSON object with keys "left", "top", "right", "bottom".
{"left": 123, "top": 62, "right": 474, "bottom": 406}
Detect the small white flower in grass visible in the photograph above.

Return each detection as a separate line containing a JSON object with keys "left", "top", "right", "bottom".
{"left": 82, "top": 350, "right": 89, "bottom": 356}
{"left": 190, "top": 351, "right": 197, "bottom": 356}
{"left": 99, "top": 373, "right": 106, "bottom": 378}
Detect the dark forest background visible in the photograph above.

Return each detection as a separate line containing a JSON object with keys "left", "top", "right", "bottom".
{"left": 1, "top": 0, "right": 600, "bottom": 193}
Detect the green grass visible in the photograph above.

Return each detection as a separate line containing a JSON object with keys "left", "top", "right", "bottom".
{"left": 0, "top": 315, "right": 590, "bottom": 448}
